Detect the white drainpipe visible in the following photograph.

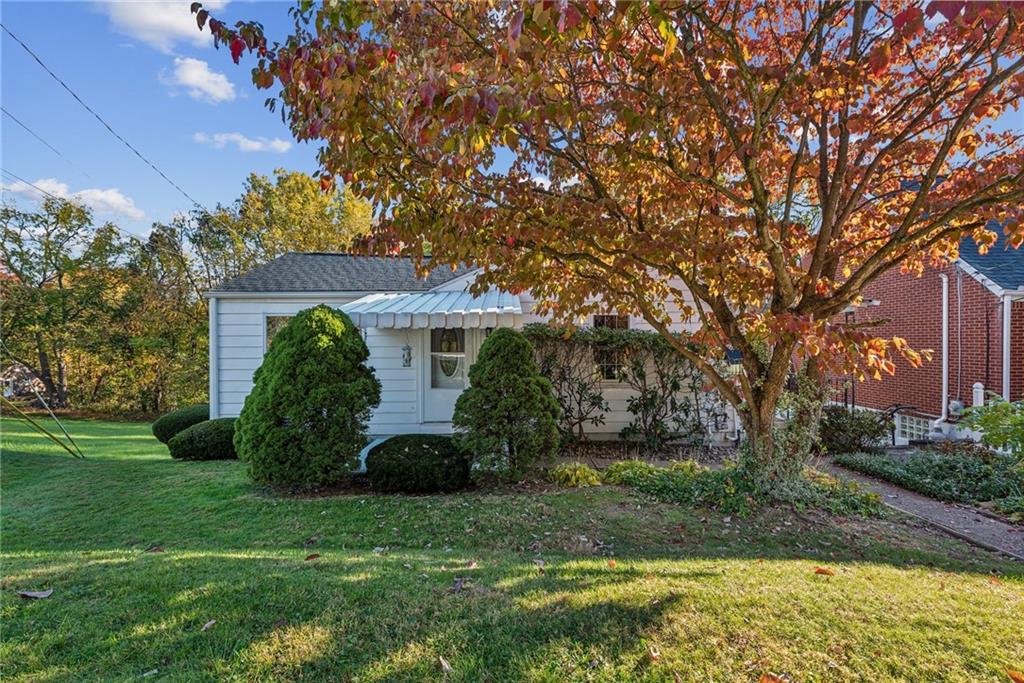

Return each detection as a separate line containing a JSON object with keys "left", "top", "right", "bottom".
{"left": 934, "top": 274, "right": 949, "bottom": 430}
{"left": 1004, "top": 294, "right": 1013, "bottom": 401}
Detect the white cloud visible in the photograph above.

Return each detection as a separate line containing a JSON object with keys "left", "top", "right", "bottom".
{"left": 98, "top": 0, "right": 228, "bottom": 53}
{"left": 1, "top": 177, "right": 145, "bottom": 220}
{"left": 161, "top": 57, "right": 235, "bottom": 104}
{"left": 193, "top": 131, "right": 292, "bottom": 153}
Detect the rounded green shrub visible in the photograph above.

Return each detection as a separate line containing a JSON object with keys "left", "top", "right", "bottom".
{"left": 548, "top": 462, "right": 601, "bottom": 488}
{"left": 234, "top": 305, "right": 381, "bottom": 489}
{"left": 152, "top": 404, "right": 209, "bottom": 444}
{"left": 365, "top": 435, "right": 470, "bottom": 493}
{"left": 453, "top": 328, "right": 560, "bottom": 482}
{"left": 168, "top": 418, "right": 237, "bottom": 461}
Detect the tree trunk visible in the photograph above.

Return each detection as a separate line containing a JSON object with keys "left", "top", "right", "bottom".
{"left": 34, "top": 335, "right": 67, "bottom": 408}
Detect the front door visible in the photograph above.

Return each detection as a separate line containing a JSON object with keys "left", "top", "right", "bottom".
{"left": 423, "top": 328, "right": 471, "bottom": 422}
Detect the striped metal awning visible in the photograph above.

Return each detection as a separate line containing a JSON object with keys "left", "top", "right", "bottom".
{"left": 341, "top": 289, "right": 522, "bottom": 329}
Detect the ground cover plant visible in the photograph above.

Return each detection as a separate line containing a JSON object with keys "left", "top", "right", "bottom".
{"left": 836, "top": 447, "right": 1024, "bottom": 508}
{"left": 3, "top": 416, "right": 1022, "bottom": 681}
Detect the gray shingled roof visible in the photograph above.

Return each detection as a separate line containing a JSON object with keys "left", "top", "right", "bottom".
{"left": 959, "top": 228, "right": 1024, "bottom": 292}
{"left": 209, "top": 253, "right": 477, "bottom": 293}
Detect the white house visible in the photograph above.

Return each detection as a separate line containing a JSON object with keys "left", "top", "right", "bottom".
{"left": 206, "top": 252, "right": 731, "bottom": 439}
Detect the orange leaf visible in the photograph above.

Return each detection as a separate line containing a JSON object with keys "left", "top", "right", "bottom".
{"left": 989, "top": 576, "right": 1002, "bottom": 585}
{"left": 1006, "top": 670, "right": 1024, "bottom": 683}
{"left": 304, "top": 553, "right": 321, "bottom": 561}
{"left": 760, "top": 674, "right": 786, "bottom": 683}
{"left": 814, "top": 566, "right": 835, "bottom": 576}
{"left": 608, "top": 559, "right": 618, "bottom": 568}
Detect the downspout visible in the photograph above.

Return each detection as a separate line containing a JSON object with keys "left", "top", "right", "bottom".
{"left": 1003, "top": 294, "right": 1012, "bottom": 401}
{"left": 934, "top": 274, "right": 949, "bottom": 429}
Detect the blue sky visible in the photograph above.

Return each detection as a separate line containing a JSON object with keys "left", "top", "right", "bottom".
{"left": 2, "top": 1, "right": 312, "bottom": 235}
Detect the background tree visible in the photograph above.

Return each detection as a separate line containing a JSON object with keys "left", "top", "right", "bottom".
{"left": 196, "top": 0, "right": 1024, "bottom": 483}
{"left": 1, "top": 199, "right": 122, "bottom": 407}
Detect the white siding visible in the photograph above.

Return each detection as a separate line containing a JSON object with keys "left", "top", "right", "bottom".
{"left": 209, "top": 276, "right": 733, "bottom": 439}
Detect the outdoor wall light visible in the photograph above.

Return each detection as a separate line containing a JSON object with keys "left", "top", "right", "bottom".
{"left": 402, "top": 344, "right": 412, "bottom": 367}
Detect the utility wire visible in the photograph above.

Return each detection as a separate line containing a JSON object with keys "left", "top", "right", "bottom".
{"left": 1, "top": 23, "right": 203, "bottom": 208}
{"left": 1, "top": 106, "right": 94, "bottom": 180}
{"left": 0, "top": 23, "right": 251, "bottom": 252}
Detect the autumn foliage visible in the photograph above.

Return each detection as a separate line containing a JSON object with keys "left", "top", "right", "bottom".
{"left": 192, "top": 1, "right": 1024, "bottom": 476}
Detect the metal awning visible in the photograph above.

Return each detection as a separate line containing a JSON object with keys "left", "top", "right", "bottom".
{"left": 341, "top": 289, "right": 522, "bottom": 329}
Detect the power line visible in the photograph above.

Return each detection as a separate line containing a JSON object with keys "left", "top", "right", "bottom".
{"left": 1, "top": 106, "right": 93, "bottom": 180}
{"left": 0, "top": 23, "right": 251, "bottom": 252}
{"left": 1, "top": 23, "right": 204, "bottom": 209}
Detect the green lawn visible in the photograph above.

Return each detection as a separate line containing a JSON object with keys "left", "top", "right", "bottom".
{"left": 1, "top": 417, "right": 1022, "bottom": 682}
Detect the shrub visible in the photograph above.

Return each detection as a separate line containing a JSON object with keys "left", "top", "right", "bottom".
{"left": 819, "top": 406, "right": 891, "bottom": 455}
{"left": 548, "top": 462, "right": 602, "bottom": 488}
{"left": 774, "top": 470, "right": 884, "bottom": 517}
{"left": 365, "top": 435, "right": 470, "bottom": 493}
{"left": 453, "top": 328, "right": 560, "bottom": 481}
{"left": 963, "top": 395, "right": 1024, "bottom": 460}
{"left": 836, "top": 450, "right": 1023, "bottom": 504}
{"left": 168, "top": 418, "right": 237, "bottom": 461}
{"left": 234, "top": 305, "right": 381, "bottom": 489}
{"left": 152, "top": 404, "right": 209, "bottom": 444}
{"left": 993, "top": 495, "right": 1024, "bottom": 522}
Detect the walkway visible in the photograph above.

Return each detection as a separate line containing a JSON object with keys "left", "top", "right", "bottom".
{"left": 821, "top": 460, "right": 1024, "bottom": 561}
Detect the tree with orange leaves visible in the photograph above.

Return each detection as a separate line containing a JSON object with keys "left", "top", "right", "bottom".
{"left": 191, "top": 0, "right": 1024, "bottom": 482}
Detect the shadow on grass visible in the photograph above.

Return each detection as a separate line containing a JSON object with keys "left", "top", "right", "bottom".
{"left": 2, "top": 548, "right": 1021, "bottom": 682}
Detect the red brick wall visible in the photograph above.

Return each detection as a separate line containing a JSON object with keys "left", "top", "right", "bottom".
{"left": 839, "top": 263, "right": 1022, "bottom": 418}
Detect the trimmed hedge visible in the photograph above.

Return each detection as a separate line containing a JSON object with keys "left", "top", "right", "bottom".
{"left": 152, "top": 404, "right": 209, "bottom": 444}
{"left": 365, "top": 435, "right": 470, "bottom": 493}
{"left": 168, "top": 418, "right": 237, "bottom": 461}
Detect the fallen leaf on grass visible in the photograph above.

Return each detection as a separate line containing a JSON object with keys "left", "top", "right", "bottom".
{"left": 451, "top": 577, "right": 466, "bottom": 593}
{"left": 1006, "top": 670, "right": 1024, "bottom": 683}
{"left": 145, "top": 545, "right": 165, "bottom": 553}
{"left": 201, "top": 619, "right": 216, "bottom": 632}
{"left": 466, "top": 560, "right": 479, "bottom": 569}
{"left": 607, "top": 559, "right": 617, "bottom": 568}
{"left": 989, "top": 576, "right": 1002, "bottom": 585}
{"left": 760, "top": 674, "right": 787, "bottom": 683}
{"left": 273, "top": 618, "right": 288, "bottom": 629}
{"left": 648, "top": 645, "right": 661, "bottom": 661}
{"left": 141, "top": 669, "right": 159, "bottom": 677}
{"left": 304, "top": 553, "right": 321, "bottom": 561}
{"left": 438, "top": 656, "right": 453, "bottom": 674}
{"left": 814, "top": 567, "right": 835, "bottom": 576}
{"left": 303, "top": 536, "right": 319, "bottom": 548}
{"left": 17, "top": 589, "right": 52, "bottom": 600}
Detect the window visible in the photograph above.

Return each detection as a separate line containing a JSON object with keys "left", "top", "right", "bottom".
{"left": 897, "top": 414, "right": 931, "bottom": 442}
{"left": 593, "top": 314, "right": 629, "bottom": 329}
{"left": 593, "top": 314, "right": 629, "bottom": 380}
{"left": 430, "top": 328, "right": 465, "bottom": 389}
{"left": 265, "top": 316, "right": 292, "bottom": 349}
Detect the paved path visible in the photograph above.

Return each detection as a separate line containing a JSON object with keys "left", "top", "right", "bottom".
{"left": 820, "top": 460, "right": 1024, "bottom": 561}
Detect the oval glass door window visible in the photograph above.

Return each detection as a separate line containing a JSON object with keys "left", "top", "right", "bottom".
{"left": 431, "top": 328, "right": 465, "bottom": 389}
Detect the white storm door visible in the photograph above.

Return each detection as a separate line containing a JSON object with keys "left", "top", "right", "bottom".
{"left": 423, "top": 328, "right": 469, "bottom": 422}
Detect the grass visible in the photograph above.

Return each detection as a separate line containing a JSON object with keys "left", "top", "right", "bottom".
{"left": 1, "top": 416, "right": 1022, "bottom": 682}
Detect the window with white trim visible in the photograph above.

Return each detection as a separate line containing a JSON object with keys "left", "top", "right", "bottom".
{"left": 593, "top": 314, "right": 629, "bottom": 380}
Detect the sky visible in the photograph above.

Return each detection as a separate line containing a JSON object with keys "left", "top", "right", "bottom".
{"left": 1, "top": 1, "right": 315, "bottom": 235}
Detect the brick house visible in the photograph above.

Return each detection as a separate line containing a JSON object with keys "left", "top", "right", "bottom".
{"left": 838, "top": 233, "right": 1024, "bottom": 443}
